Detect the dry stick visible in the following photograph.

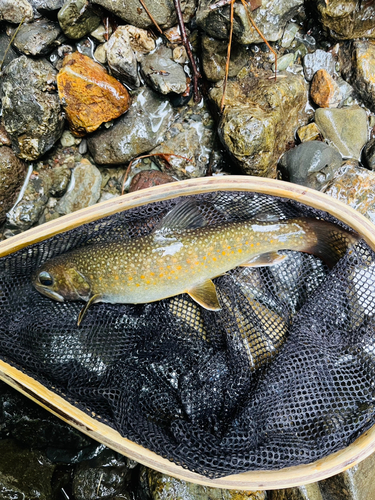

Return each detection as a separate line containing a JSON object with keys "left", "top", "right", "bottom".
{"left": 138, "top": 0, "right": 164, "bottom": 34}
{"left": 172, "top": 0, "right": 201, "bottom": 103}
{"left": 220, "top": 0, "right": 235, "bottom": 112}
{"left": 0, "top": 16, "right": 25, "bottom": 72}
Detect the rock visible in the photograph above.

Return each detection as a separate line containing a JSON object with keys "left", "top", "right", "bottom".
{"left": 362, "top": 138, "right": 375, "bottom": 171}
{"left": 322, "top": 161, "right": 375, "bottom": 225}
{"left": 210, "top": 72, "right": 309, "bottom": 178}
{"left": 268, "top": 483, "right": 323, "bottom": 499}
{"left": 303, "top": 49, "right": 336, "bottom": 81}
{"left": 60, "top": 129, "right": 81, "bottom": 147}
{"left": 91, "top": 0, "right": 195, "bottom": 30}
{"left": 197, "top": 0, "right": 302, "bottom": 45}
{"left": 56, "top": 159, "right": 101, "bottom": 214}
{"left": 106, "top": 26, "right": 140, "bottom": 87}
{"left": 281, "top": 22, "right": 299, "bottom": 48}
{"left": 345, "top": 40, "right": 375, "bottom": 113}
{"left": 173, "top": 46, "right": 188, "bottom": 64}
{"left": 315, "top": 106, "right": 368, "bottom": 160}
{"left": 316, "top": 0, "right": 375, "bottom": 40}
{"left": 2, "top": 55, "right": 64, "bottom": 161}
{"left": 278, "top": 141, "right": 342, "bottom": 190}
{"left": 31, "top": 0, "right": 64, "bottom": 15}
{"left": 90, "top": 24, "right": 110, "bottom": 43}
{"left": 58, "top": 0, "right": 101, "bottom": 40}
{"left": 0, "top": 146, "right": 27, "bottom": 223}
{"left": 0, "top": 125, "right": 12, "bottom": 147}
{"left": 296, "top": 123, "right": 321, "bottom": 142}
{"left": 123, "top": 25, "right": 156, "bottom": 58}
{"left": 129, "top": 170, "right": 175, "bottom": 192}
{"left": 141, "top": 45, "right": 188, "bottom": 95}
{"left": 0, "top": 0, "right": 33, "bottom": 23}
{"left": 273, "top": 52, "right": 295, "bottom": 72}
{"left": 87, "top": 87, "right": 176, "bottom": 165}
{"left": 310, "top": 69, "right": 342, "bottom": 108}
{"left": 57, "top": 51, "right": 130, "bottom": 136}
{"left": 12, "top": 18, "right": 64, "bottom": 56}
{"left": 201, "top": 34, "right": 248, "bottom": 82}
{"left": 47, "top": 164, "right": 71, "bottom": 196}
{"left": 0, "top": 32, "right": 18, "bottom": 72}
{"left": 93, "top": 42, "right": 107, "bottom": 64}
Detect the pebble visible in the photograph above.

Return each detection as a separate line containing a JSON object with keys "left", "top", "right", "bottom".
{"left": 362, "top": 138, "right": 375, "bottom": 171}
{"left": 60, "top": 129, "right": 81, "bottom": 147}
{"left": 348, "top": 40, "right": 375, "bottom": 113}
{"left": 12, "top": 18, "right": 63, "bottom": 56}
{"left": 129, "top": 170, "right": 175, "bottom": 192}
{"left": 141, "top": 45, "right": 188, "bottom": 95}
{"left": 90, "top": 24, "right": 110, "bottom": 43}
{"left": 317, "top": 0, "right": 375, "bottom": 39}
{"left": 57, "top": 0, "right": 101, "bottom": 39}
{"left": 0, "top": 0, "right": 33, "bottom": 23}
{"left": 281, "top": 22, "right": 299, "bottom": 48}
{"left": 106, "top": 26, "right": 140, "bottom": 87}
{"left": 93, "top": 42, "right": 107, "bottom": 64}
{"left": 0, "top": 146, "right": 27, "bottom": 223}
{"left": 201, "top": 34, "right": 248, "bottom": 82}
{"left": 297, "top": 123, "right": 321, "bottom": 142}
{"left": 0, "top": 124, "right": 12, "bottom": 147}
{"left": 173, "top": 45, "right": 188, "bottom": 65}
{"left": 123, "top": 24, "right": 156, "bottom": 58}
{"left": 315, "top": 106, "right": 368, "bottom": 160}
{"left": 31, "top": 0, "right": 64, "bottom": 15}
{"left": 310, "top": 69, "right": 342, "bottom": 108}
{"left": 57, "top": 51, "right": 130, "bottom": 136}
{"left": 303, "top": 49, "right": 336, "bottom": 81}
{"left": 272, "top": 52, "right": 294, "bottom": 72}
{"left": 278, "top": 141, "right": 342, "bottom": 190}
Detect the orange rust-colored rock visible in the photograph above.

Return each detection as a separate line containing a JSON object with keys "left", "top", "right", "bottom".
{"left": 310, "top": 69, "right": 342, "bottom": 108}
{"left": 57, "top": 52, "right": 130, "bottom": 136}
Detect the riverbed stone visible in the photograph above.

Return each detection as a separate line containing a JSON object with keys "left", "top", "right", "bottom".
{"left": 210, "top": 71, "right": 309, "bottom": 178}
{"left": 129, "top": 170, "right": 175, "bottom": 192}
{"left": 0, "top": 32, "right": 18, "bottom": 72}
{"left": 0, "top": 124, "right": 11, "bottom": 147}
{"left": 87, "top": 87, "right": 177, "bottom": 165}
{"left": 303, "top": 49, "right": 336, "bottom": 81}
{"left": 141, "top": 45, "right": 188, "bottom": 95}
{"left": 0, "top": 146, "right": 27, "bottom": 223}
{"left": 57, "top": 51, "right": 130, "bottom": 136}
{"left": 58, "top": 0, "right": 101, "bottom": 40}
{"left": 296, "top": 123, "right": 321, "bottom": 142}
{"left": 315, "top": 106, "right": 368, "bottom": 160}
{"left": 268, "top": 483, "right": 323, "bottom": 500}
{"left": 123, "top": 25, "right": 156, "bottom": 58}
{"left": 0, "top": 0, "right": 33, "bottom": 23}
{"left": 197, "top": 0, "right": 302, "bottom": 45}
{"left": 31, "top": 0, "right": 64, "bottom": 15}
{"left": 310, "top": 69, "right": 342, "bottom": 108}
{"left": 12, "top": 18, "right": 64, "bottom": 56}
{"left": 344, "top": 40, "right": 375, "bottom": 113}
{"left": 362, "top": 138, "right": 375, "bottom": 171}
{"left": 1, "top": 55, "right": 64, "bottom": 161}
{"left": 278, "top": 141, "right": 342, "bottom": 190}
{"left": 106, "top": 26, "right": 140, "bottom": 87}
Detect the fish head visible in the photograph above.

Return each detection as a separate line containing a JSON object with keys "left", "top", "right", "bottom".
{"left": 32, "top": 261, "right": 91, "bottom": 303}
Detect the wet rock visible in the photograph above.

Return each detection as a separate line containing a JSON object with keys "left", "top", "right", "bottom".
{"left": 129, "top": 170, "right": 175, "bottom": 192}
{"left": 315, "top": 106, "right": 368, "bottom": 160}
{"left": 90, "top": 24, "right": 109, "bottom": 43}
{"left": 87, "top": 87, "right": 176, "bottom": 165}
{"left": 281, "top": 22, "right": 299, "bottom": 48}
{"left": 268, "top": 483, "right": 323, "bottom": 499}
{"left": 31, "top": 0, "right": 64, "bottom": 15}
{"left": 322, "top": 161, "right": 375, "bottom": 225}
{"left": 12, "top": 18, "right": 64, "bottom": 56}
{"left": 93, "top": 42, "right": 107, "bottom": 64}
{"left": 201, "top": 34, "right": 248, "bottom": 82}
{"left": 210, "top": 72, "right": 309, "bottom": 177}
{"left": 106, "top": 26, "right": 140, "bottom": 87}
{"left": 296, "top": 123, "right": 321, "bottom": 142}
{"left": 60, "top": 129, "right": 81, "bottom": 147}
{"left": 123, "top": 25, "right": 156, "bottom": 58}
{"left": 48, "top": 163, "right": 71, "bottom": 196}
{"left": 141, "top": 45, "right": 188, "bottom": 95}
{"left": 0, "top": 439, "right": 55, "bottom": 500}
{"left": 362, "top": 138, "right": 375, "bottom": 171}
{"left": 310, "top": 69, "right": 342, "bottom": 108}
{"left": 273, "top": 52, "right": 295, "bottom": 72}
{"left": 91, "top": 0, "right": 195, "bottom": 30}
{"left": 0, "top": 146, "right": 27, "bottom": 223}
{"left": 56, "top": 159, "right": 101, "bottom": 214}
{"left": 278, "top": 141, "right": 342, "bottom": 190}
{"left": 303, "top": 49, "right": 336, "bottom": 81}
{"left": 57, "top": 51, "right": 130, "bottom": 136}
{"left": 58, "top": 0, "right": 101, "bottom": 40}
{"left": 2, "top": 55, "right": 64, "bottom": 160}
{"left": 197, "top": 0, "right": 302, "bottom": 45}
{"left": 0, "top": 32, "right": 18, "bottom": 71}
{"left": 0, "top": 125, "right": 12, "bottom": 147}
{"left": 316, "top": 0, "right": 375, "bottom": 40}
{"left": 345, "top": 40, "right": 375, "bottom": 113}
{"left": 0, "top": 0, "right": 33, "bottom": 23}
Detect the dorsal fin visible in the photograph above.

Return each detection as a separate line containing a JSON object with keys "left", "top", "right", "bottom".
{"left": 158, "top": 199, "right": 207, "bottom": 231}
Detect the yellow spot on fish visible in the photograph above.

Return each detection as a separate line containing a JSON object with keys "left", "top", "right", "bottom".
{"left": 222, "top": 251, "right": 226, "bottom": 255}
{"left": 257, "top": 242, "right": 260, "bottom": 246}
{"left": 115, "top": 275, "right": 119, "bottom": 280}
{"left": 238, "top": 248, "right": 242, "bottom": 253}
{"left": 140, "top": 275, "right": 145, "bottom": 279}
{"left": 251, "top": 243, "right": 254, "bottom": 247}
{"left": 177, "top": 265, "right": 182, "bottom": 270}
{"left": 146, "top": 280, "right": 150, "bottom": 284}
{"left": 150, "top": 272, "right": 155, "bottom": 276}
{"left": 213, "top": 257, "right": 217, "bottom": 261}
{"left": 99, "top": 277, "right": 102, "bottom": 281}
{"left": 136, "top": 283, "right": 140, "bottom": 287}
{"left": 160, "top": 273, "right": 164, "bottom": 277}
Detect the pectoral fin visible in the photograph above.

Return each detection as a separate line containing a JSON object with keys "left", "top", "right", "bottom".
{"left": 240, "top": 251, "right": 287, "bottom": 267}
{"left": 77, "top": 294, "right": 102, "bottom": 326}
{"left": 186, "top": 280, "right": 221, "bottom": 310}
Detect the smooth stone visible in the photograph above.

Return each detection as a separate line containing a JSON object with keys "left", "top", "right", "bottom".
{"left": 0, "top": 0, "right": 33, "bottom": 23}
{"left": 2, "top": 55, "right": 64, "bottom": 160}
{"left": 58, "top": 0, "right": 101, "bottom": 39}
{"left": 60, "top": 129, "right": 81, "bottom": 147}
{"left": 297, "top": 123, "right": 321, "bottom": 142}
{"left": 173, "top": 45, "right": 188, "bottom": 64}
{"left": 123, "top": 25, "right": 155, "bottom": 58}
{"left": 210, "top": 72, "right": 309, "bottom": 178}
{"left": 0, "top": 146, "right": 27, "bottom": 223}
{"left": 93, "top": 42, "right": 107, "bottom": 64}
{"left": 141, "top": 45, "right": 188, "bottom": 95}
{"left": 87, "top": 87, "right": 176, "bottom": 165}
{"left": 310, "top": 69, "right": 342, "bottom": 108}
{"left": 129, "top": 170, "right": 175, "bottom": 192}
{"left": 196, "top": 0, "right": 302, "bottom": 45}
{"left": 347, "top": 40, "right": 375, "bottom": 113}
{"left": 56, "top": 159, "right": 102, "bottom": 215}
{"left": 281, "top": 22, "right": 299, "bottom": 48}
{"left": 303, "top": 49, "right": 336, "bottom": 81}
{"left": 106, "top": 26, "right": 140, "bottom": 87}
{"left": 315, "top": 106, "right": 368, "bottom": 160}
{"left": 278, "top": 141, "right": 342, "bottom": 190}
{"left": 316, "top": 0, "right": 375, "bottom": 39}
{"left": 90, "top": 24, "right": 109, "bottom": 43}
{"left": 362, "top": 138, "right": 375, "bottom": 171}
{"left": 57, "top": 51, "right": 130, "bottom": 136}
{"left": 272, "top": 52, "right": 294, "bottom": 72}
{"left": 12, "top": 18, "right": 64, "bottom": 56}
{"left": 91, "top": 0, "right": 195, "bottom": 30}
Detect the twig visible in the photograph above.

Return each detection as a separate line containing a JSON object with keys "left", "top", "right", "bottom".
{"left": 96, "top": 473, "right": 104, "bottom": 496}
{"left": 0, "top": 16, "right": 25, "bottom": 72}
{"left": 138, "top": 0, "right": 163, "bottom": 35}
{"left": 220, "top": 0, "right": 234, "bottom": 112}
{"left": 172, "top": 0, "right": 201, "bottom": 102}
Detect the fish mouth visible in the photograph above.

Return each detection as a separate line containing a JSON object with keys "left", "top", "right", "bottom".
{"left": 33, "top": 283, "right": 65, "bottom": 302}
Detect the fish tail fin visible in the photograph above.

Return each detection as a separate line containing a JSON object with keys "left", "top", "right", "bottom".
{"left": 301, "top": 219, "right": 360, "bottom": 268}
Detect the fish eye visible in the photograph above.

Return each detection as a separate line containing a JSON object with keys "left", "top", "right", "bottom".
{"left": 39, "top": 271, "right": 54, "bottom": 287}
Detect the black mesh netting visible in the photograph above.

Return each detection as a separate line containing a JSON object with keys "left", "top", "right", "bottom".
{"left": 1, "top": 190, "right": 375, "bottom": 478}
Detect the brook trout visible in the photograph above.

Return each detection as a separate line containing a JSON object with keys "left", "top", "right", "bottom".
{"left": 32, "top": 200, "right": 359, "bottom": 325}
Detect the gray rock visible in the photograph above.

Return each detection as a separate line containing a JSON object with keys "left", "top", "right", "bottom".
{"left": 141, "top": 45, "right": 188, "bottom": 95}
{"left": 12, "top": 18, "right": 64, "bottom": 56}
{"left": 91, "top": 0, "right": 196, "bottom": 30}
{"left": 87, "top": 87, "right": 177, "bottom": 165}
{"left": 58, "top": 0, "right": 101, "bottom": 40}
{"left": 30, "top": 0, "right": 64, "bottom": 14}
{"left": 0, "top": 32, "right": 18, "bottom": 72}
{"left": 0, "top": 146, "right": 27, "bottom": 223}
{"left": 281, "top": 22, "right": 299, "bottom": 48}
{"left": 278, "top": 141, "right": 342, "bottom": 190}
{"left": 315, "top": 106, "right": 368, "bottom": 160}
{"left": 196, "top": 0, "right": 302, "bottom": 45}
{"left": 2, "top": 56, "right": 64, "bottom": 161}
{"left": 201, "top": 34, "right": 248, "bottom": 82}
{"left": 303, "top": 49, "right": 336, "bottom": 81}
{"left": 0, "top": 0, "right": 33, "bottom": 23}
{"left": 106, "top": 26, "right": 140, "bottom": 87}
{"left": 56, "top": 160, "right": 101, "bottom": 214}
{"left": 48, "top": 164, "right": 71, "bottom": 196}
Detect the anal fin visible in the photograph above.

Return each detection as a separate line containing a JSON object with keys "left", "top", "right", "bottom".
{"left": 77, "top": 294, "right": 102, "bottom": 326}
{"left": 186, "top": 279, "right": 221, "bottom": 310}
{"left": 240, "top": 251, "right": 287, "bottom": 267}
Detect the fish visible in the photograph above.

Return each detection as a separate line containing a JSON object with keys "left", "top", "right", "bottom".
{"left": 32, "top": 199, "right": 360, "bottom": 326}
